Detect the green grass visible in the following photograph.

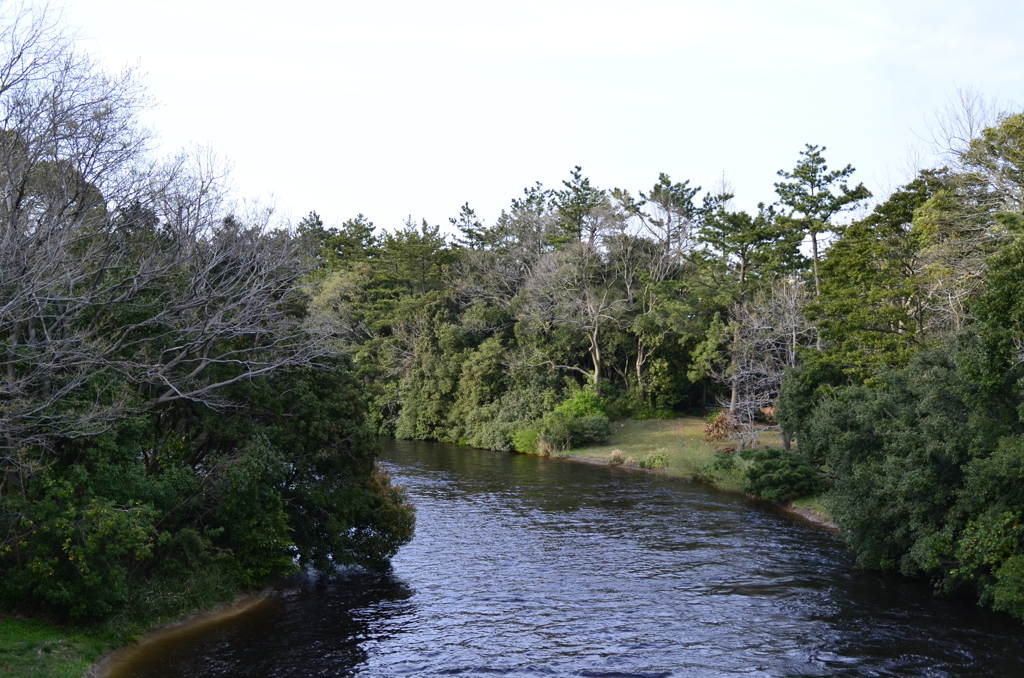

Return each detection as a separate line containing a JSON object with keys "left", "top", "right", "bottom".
{"left": 790, "top": 494, "right": 834, "bottom": 523}
{"left": 566, "top": 416, "right": 783, "bottom": 484}
{"left": 0, "top": 562, "right": 252, "bottom": 678}
{"left": 564, "top": 417, "right": 831, "bottom": 520}
{"left": 0, "top": 617, "right": 113, "bottom": 678}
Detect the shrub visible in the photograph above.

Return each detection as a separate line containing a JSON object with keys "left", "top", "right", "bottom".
{"left": 743, "top": 448, "right": 823, "bottom": 503}
{"left": 710, "top": 449, "right": 736, "bottom": 471}
{"left": 511, "top": 427, "right": 540, "bottom": 454}
{"left": 540, "top": 414, "right": 611, "bottom": 450}
{"left": 630, "top": 404, "right": 675, "bottom": 420}
{"left": 609, "top": 449, "right": 626, "bottom": 466}
{"left": 639, "top": 451, "right": 668, "bottom": 469}
{"left": 536, "top": 389, "right": 612, "bottom": 451}
{"left": 552, "top": 389, "right": 606, "bottom": 418}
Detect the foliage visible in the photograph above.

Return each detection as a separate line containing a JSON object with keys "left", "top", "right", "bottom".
{"left": 0, "top": 360, "right": 417, "bottom": 622}
{"left": 539, "top": 415, "right": 612, "bottom": 452}
{"left": 742, "top": 448, "right": 823, "bottom": 503}
{"left": 638, "top": 451, "right": 669, "bottom": 469}
{"left": 792, "top": 323, "right": 1024, "bottom": 613}
{"left": 0, "top": 617, "right": 112, "bottom": 678}
{"left": 535, "top": 389, "right": 612, "bottom": 452}
{"left": 511, "top": 428, "right": 541, "bottom": 454}
{"left": 709, "top": 449, "right": 736, "bottom": 471}
{"left": 0, "top": 7, "right": 416, "bottom": 627}
{"left": 768, "top": 111, "right": 1024, "bottom": 620}
{"left": 809, "top": 171, "right": 945, "bottom": 381}
{"left": 703, "top": 410, "right": 734, "bottom": 441}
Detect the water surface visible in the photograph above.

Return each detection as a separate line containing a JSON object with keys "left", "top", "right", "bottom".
{"left": 111, "top": 439, "right": 1024, "bottom": 677}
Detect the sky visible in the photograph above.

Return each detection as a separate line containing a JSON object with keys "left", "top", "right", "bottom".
{"left": 60, "top": 0, "right": 1024, "bottom": 233}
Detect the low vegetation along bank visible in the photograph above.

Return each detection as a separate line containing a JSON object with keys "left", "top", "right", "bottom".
{"left": 0, "top": 616, "right": 111, "bottom": 678}
{"left": 554, "top": 417, "right": 835, "bottom": 528}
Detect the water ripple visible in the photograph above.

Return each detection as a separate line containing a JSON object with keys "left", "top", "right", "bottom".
{"left": 111, "top": 440, "right": 1024, "bottom": 677}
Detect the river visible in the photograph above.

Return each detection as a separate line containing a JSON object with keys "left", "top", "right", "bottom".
{"left": 106, "top": 439, "right": 1024, "bottom": 677}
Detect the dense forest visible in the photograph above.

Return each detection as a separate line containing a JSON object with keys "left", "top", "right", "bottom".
{"left": 0, "top": 6, "right": 414, "bottom": 630}
{"left": 3, "top": 3, "right": 1024, "bottom": 634}
{"left": 304, "top": 112, "right": 1024, "bottom": 619}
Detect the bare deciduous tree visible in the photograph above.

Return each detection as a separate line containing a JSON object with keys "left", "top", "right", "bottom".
{"left": 0, "top": 3, "right": 333, "bottom": 456}
{"left": 715, "top": 280, "right": 815, "bottom": 449}
{"left": 522, "top": 242, "right": 627, "bottom": 395}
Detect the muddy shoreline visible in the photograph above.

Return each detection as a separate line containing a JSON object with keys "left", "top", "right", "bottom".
{"left": 84, "top": 594, "right": 270, "bottom": 678}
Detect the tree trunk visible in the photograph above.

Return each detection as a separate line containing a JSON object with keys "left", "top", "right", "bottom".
{"left": 811, "top": 232, "right": 823, "bottom": 351}
{"left": 635, "top": 337, "right": 647, "bottom": 399}
{"left": 729, "top": 322, "right": 739, "bottom": 414}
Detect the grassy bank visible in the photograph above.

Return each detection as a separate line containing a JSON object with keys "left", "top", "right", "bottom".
{"left": 561, "top": 416, "right": 834, "bottom": 526}
{"left": 0, "top": 617, "right": 113, "bottom": 678}
{"left": 1, "top": 565, "right": 255, "bottom": 678}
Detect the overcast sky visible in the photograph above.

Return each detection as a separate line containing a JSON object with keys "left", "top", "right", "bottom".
{"left": 64, "top": 0, "right": 1024, "bottom": 232}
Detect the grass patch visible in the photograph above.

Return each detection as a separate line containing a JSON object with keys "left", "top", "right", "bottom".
{"left": 790, "top": 495, "right": 834, "bottom": 523}
{"left": 566, "top": 416, "right": 788, "bottom": 493}
{"left": 0, "top": 617, "right": 113, "bottom": 678}
{"left": 0, "top": 561, "right": 253, "bottom": 677}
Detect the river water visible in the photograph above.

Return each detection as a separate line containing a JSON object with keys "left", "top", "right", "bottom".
{"left": 109, "top": 439, "right": 1024, "bottom": 677}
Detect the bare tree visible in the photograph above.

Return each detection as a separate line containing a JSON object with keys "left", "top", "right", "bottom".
{"left": 926, "top": 87, "right": 1002, "bottom": 165}
{"left": 450, "top": 201, "right": 558, "bottom": 313}
{"left": 0, "top": 4, "right": 333, "bottom": 457}
{"left": 913, "top": 105, "right": 1023, "bottom": 336}
{"left": 715, "top": 280, "right": 815, "bottom": 449}
{"left": 521, "top": 242, "right": 627, "bottom": 395}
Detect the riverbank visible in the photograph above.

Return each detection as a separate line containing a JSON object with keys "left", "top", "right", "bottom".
{"left": 0, "top": 616, "right": 112, "bottom": 677}
{"left": 6, "top": 420, "right": 831, "bottom": 677}
{"left": 0, "top": 592, "right": 268, "bottom": 678}
{"left": 558, "top": 416, "right": 837, "bottom": 530}
{"left": 85, "top": 595, "right": 269, "bottom": 678}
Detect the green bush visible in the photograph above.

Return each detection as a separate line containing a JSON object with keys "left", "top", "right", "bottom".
{"left": 631, "top": 405, "right": 675, "bottom": 420}
{"left": 540, "top": 414, "right": 611, "bottom": 450}
{"left": 532, "top": 388, "right": 612, "bottom": 451}
{"left": 710, "top": 449, "right": 736, "bottom": 471}
{"left": 568, "top": 415, "right": 612, "bottom": 446}
{"left": 743, "top": 448, "right": 823, "bottom": 503}
{"left": 0, "top": 362, "right": 416, "bottom": 623}
{"left": 511, "top": 427, "right": 540, "bottom": 454}
{"left": 639, "top": 451, "right": 669, "bottom": 469}
{"left": 552, "top": 389, "right": 606, "bottom": 418}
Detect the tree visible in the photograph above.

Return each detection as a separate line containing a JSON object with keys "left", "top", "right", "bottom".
{"left": 603, "top": 175, "right": 707, "bottom": 406}
{"left": 717, "top": 280, "right": 814, "bottom": 448}
{"left": 700, "top": 201, "right": 804, "bottom": 298}
{"left": 0, "top": 5, "right": 337, "bottom": 452}
{"left": 553, "top": 166, "right": 606, "bottom": 246}
{"left": 698, "top": 201, "right": 806, "bottom": 419}
{"left": 0, "top": 4, "right": 415, "bottom": 621}
{"left": 639, "top": 172, "right": 702, "bottom": 263}
{"left": 775, "top": 144, "right": 871, "bottom": 298}
{"left": 908, "top": 114, "right": 1023, "bottom": 336}
{"left": 523, "top": 242, "right": 626, "bottom": 395}
{"left": 809, "top": 172, "right": 943, "bottom": 381}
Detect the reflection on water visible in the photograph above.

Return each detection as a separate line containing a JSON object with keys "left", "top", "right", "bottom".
{"left": 110, "top": 439, "right": 1024, "bottom": 677}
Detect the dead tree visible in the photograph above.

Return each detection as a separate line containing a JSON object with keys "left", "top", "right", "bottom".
{"left": 521, "top": 242, "right": 627, "bottom": 395}
{"left": 0, "top": 4, "right": 333, "bottom": 459}
{"left": 717, "top": 280, "right": 815, "bottom": 449}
